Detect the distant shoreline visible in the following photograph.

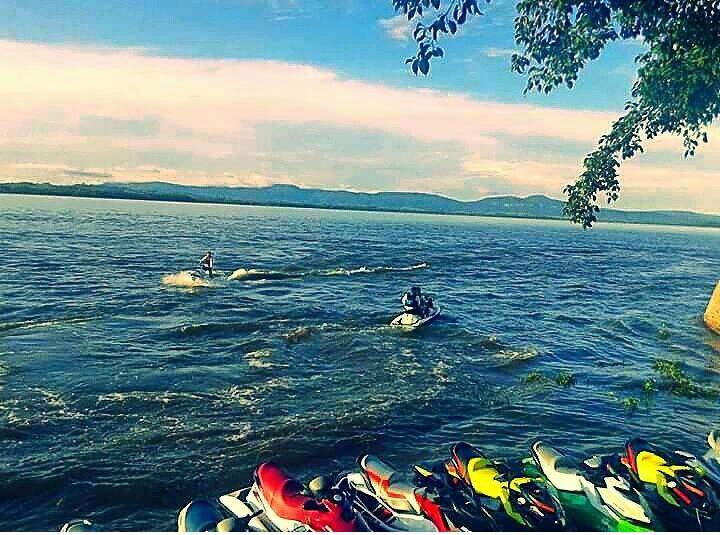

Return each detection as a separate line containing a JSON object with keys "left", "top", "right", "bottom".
{"left": 2, "top": 181, "right": 720, "bottom": 230}
{"left": 2, "top": 190, "right": 570, "bottom": 222}
{"left": 5, "top": 190, "right": 720, "bottom": 231}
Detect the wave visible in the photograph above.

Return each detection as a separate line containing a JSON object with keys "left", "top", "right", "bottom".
{"left": 494, "top": 347, "right": 540, "bottom": 365}
{"left": 244, "top": 349, "right": 280, "bottom": 369}
{"left": 279, "top": 321, "right": 392, "bottom": 345}
{"left": 318, "top": 262, "right": 429, "bottom": 276}
{"left": 1, "top": 388, "right": 86, "bottom": 429}
{"left": 162, "top": 271, "right": 213, "bottom": 288}
{"left": 97, "top": 391, "right": 205, "bottom": 403}
{"left": 0, "top": 316, "right": 95, "bottom": 334}
{"left": 227, "top": 268, "right": 302, "bottom": 281}
{"left": 96, "top": 391, "right": 207, "bottom": 412}
{"left": 172, "top": 321, "right": 260, "bottom": 339}
{"left": 281, "top": 326, "right": 315, "bottom": 343}
{"left": 227, "top": 262, "right": 428, "bottom": 282}
{"left": 217, "top": 379, "right": 292, "bottom": 407}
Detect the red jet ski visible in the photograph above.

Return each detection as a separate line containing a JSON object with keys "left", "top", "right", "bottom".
{"left": 178, "top": 461, "right": 369, "bottom": 532}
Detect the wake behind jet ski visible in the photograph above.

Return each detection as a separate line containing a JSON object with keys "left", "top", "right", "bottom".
{"left": 178, "top": 462, "right": 368, "bottom": 532}
{"left": 390, "top": 286, "right": 440, "bottom": 330}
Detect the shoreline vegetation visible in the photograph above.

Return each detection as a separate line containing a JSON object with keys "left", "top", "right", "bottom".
{"left": 3, "top": 181, "right": 720, "bottom": 229}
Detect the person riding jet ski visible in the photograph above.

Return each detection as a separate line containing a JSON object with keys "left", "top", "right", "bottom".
{"left": 401, "top": 286, "right": 425, "bottom": 317}
{"left": 423, "top": 295, "right": 434, "bottom": 314}
{"left": 199, "top": 251, "right": 214, "bottom": 278}
{"left": 392, "top": 286, "right": 440, "bottom": 329}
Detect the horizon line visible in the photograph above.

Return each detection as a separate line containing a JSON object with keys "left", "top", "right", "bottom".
{"left": 3, "top": 179, "right": 720, "bottom": 219}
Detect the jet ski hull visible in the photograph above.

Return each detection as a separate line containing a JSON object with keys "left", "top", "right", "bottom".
{"left": 390, "top": 307, "right": 441, "bottom": 330}
{"left": 529, "top": 441, "right": 656, "bottom": 532}
{"left": 178, "top": 463, "right": 369, "bottom": 532}
{"left": 336, "top": 472, "right": 439, "bottom": 531}
{"left": 178, "top": 488, "right": 271, "bottom": 532}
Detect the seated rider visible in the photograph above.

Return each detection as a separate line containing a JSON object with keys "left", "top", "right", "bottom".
{"left": 401, "top": 286, "right": 424, "bottom": 317}
{"left": 200, "top": 250, "right": 214, "bottom": 277}
{"left": 423, "top": 295, "right": 434, "bottom": 314}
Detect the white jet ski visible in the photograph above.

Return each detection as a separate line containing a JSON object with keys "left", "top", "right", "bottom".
{"left": 177, "top": 490, "right": 267, "bottom": 532}
{"left": 183, "top": 264, "right": 223, "bottom": 284}
{"left": 390, "top": 305, "right": 441, "bottom": 330}
{"left": 690, "top": 430, "right": 720, "bottom": 490}
{"left": 190, "top": 266, "right": 213, "bottom": 279}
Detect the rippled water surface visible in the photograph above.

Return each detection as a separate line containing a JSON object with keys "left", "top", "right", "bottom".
{"left": 1, "top": 194, "right": 719, "bottom": 530}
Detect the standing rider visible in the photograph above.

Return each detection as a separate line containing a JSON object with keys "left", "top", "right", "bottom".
{"left": 200, "top": 250, "right": 214, "bottom": 277}
{"left": 401, "top": 286, "right": 424, "bottom": 317}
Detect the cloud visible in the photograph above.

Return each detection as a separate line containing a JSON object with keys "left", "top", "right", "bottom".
{"left": 379, "top": 15, "right": 413, "bottom": 42}
{"left": 483, "top": 47, "right": 515, "bottom": 58}
{"left": 459, "top": 155, "right": 720, "bottom": 213}
{"left": 0, "top": 39, "right": 717, "bottom": 212}
{"left": 4, "top": 162, "right": 303, "bottom": 188}
{"left": 64, "top": 169, "right": 114, "bottom": 178}
{"left": 0, "top": 38, "right": 620, "bottom": 164}
{"left": 461, "top": 156, "right": 579, "bottom": 196}
{"left": 78, "top": 115, "right": 160, "bottom": 137}
{"left": 249, "top": 0, "right": 344, "bottom": 21}
{"left": 12, "top": 163, "right": 113, "bottom": 180}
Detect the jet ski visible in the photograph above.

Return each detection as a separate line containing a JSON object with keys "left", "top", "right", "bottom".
{"left": 60, "top": 520, "right": 95, "bottom": 532}
{"left": 178, "top": 462, "right": 369, "bottom": 532}
{"left": 415, "top": 442, "right": 566, "bottom": 531}
{"left": 531, "top": 441, "right": 658, "bottom": 531}
{"left": 335, "top": 454, "right": 494, "bottom": 531}
{"left": 618, "top": 437, "right": 719, "bottom": 530}
{"left": 390, "top": 303, "right": 441, "bottom": 330}
{"left": 710, "top": 431, "right": 720, "bottom": 458}
{"left": 694, "top": 430, "right": 720, "bottom": 491}
{"left": 178, "top": 499, "right": 261, "bottom": 532}
{"left": 189, "top": 265, "right": 214, "bottom": 281}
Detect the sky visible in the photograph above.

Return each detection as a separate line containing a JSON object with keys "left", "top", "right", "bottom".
{"left": 1, "top": 0, "right": 719, "bottom": 213}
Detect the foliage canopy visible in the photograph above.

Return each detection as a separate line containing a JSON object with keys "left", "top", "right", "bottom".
{"left": 391, "top": 0, "right": 720, "bottom": 226}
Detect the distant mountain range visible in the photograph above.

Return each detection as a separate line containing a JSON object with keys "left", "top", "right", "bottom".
{"left": 3, "top": 181, "right": 720, "bottom": 228}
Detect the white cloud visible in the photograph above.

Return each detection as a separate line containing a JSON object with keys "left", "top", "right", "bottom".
{"left": 458, "top": 155, "right": 720, "bottom": 213}
{"left": 379, "top": 14, "right": 413, "bottom": 42}
{"left": 4, "top": 162, "right": 301, "bottom": 188}
{"left": 0, "top": 39, "right": 718, "bottom": 212}
{"left": 0, "top": 38, "right": 620, "bottom": 157}
{"left": 11, "top": 162, "right": 113, "bottom": 180}
{"left": 483, "top": 47, "right": 515, "bottom": 58}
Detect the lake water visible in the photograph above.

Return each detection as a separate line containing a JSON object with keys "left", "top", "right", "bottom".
{"left": 1, "top": 194, "right": 719, "bottom": 530}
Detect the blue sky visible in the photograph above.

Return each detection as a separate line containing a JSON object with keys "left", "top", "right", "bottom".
{"left": 1, "top": 0, "right": 640, "bottom": 108}
{"left": 1, "top": 0, "right": 718, "bottom": 213}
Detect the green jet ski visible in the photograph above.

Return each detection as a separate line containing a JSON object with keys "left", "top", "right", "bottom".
{"left": 530, "top": 441, "right": 659, "bottom": 532}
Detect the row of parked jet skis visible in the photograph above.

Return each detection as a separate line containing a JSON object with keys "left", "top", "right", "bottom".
{"left": 61, "top": 430, "right": 720, "bottom": 532}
